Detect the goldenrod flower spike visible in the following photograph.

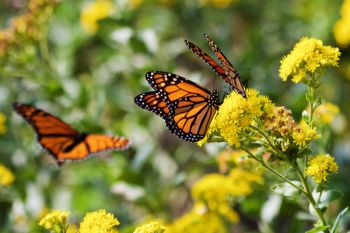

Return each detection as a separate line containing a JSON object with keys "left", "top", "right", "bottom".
{"left": 133, "top": 221, "right": 168, "bottom": 233}
{"left": 79, "top": 209, "right": 120, "bottom": 233}
{"left": 305, "top": 154, "right": 338, "bottom": 184}
{"left": 39, "top": 210, "right": 69, "bottom": 233}
{"left": 279, "top": 37, "right": 340, "bottom": 83}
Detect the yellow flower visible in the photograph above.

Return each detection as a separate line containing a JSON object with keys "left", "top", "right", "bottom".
{"left": 305, "top": 154, "right": 338, "bottom": 184}
{"left": 0, "top": 164, "right": 15, "bottom": 186}
{"left": 39, "top": 210, "right": 69, "bottom": 233}
{"left": 314, "top": 102, "right": 340, "bottom": 124}
{"left": 228, "top": 168, "right": 262, "bottom": 196}
{"left": 80, "top": 0, "right": 115, "bottom": 34}
{"left": 279, "top": 37, "right": 340, "bottom": 83}
{"left": 79, "top": 209, "right": 119, "bottom": 233}
{"left": 170, "top": 203, "right": 227, "bottom": 233}
{"left": 333, "top": 0, "right": 350, "bottom": 48}
{"left": 200, "top": 89, "right": 274, "bottom": 147}
{"left": 292, "top": 120, "right": 320, "bottom": 147}
{"left": 133, "top": 221, "right": 168, "bottom": 233}
{"left": 0, "top": 113, "right": 6, "bottom": 134}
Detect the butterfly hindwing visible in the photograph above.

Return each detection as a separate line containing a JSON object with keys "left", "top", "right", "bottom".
{"left": 13, "top": 102, "right": 130, "bottom": 165}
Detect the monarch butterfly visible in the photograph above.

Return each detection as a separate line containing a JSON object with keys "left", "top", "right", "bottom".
{"left": 13, "top": 102, "right": 130, "bottom": 165}
{"left": 134, "top": 71, "right": 220, "bottom": 142}
{"left": 185, "top": 34, "right": 246, "bottom": 97}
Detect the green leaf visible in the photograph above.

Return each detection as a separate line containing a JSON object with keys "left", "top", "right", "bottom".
{"left": 313, "top": 190, "right": 343, "bottom": 209}
{"left": 271, "top": 181, "right": 302, "bottom": 197}
{"left": 330, "top": 206, "right": 349, "bottom": 233}
{"left": 305, "top": 225, "right": 329, "bottom": 233}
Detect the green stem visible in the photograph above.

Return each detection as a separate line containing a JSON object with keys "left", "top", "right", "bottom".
{"left": 242, "top": 148, "right": 305, "bottom": 194}
{"left": 293, "top": 162, "right": 329, "bottom": 232}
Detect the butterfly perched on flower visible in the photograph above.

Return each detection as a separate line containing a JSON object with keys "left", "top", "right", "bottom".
{"left": 135, "top": 71, "right": 220, "bottom": 142}
{"left": 13, "top": 102, "right": 130, "bottom": 165}
{"left": 185, "top": 34, "right": 246, "bottom": 97}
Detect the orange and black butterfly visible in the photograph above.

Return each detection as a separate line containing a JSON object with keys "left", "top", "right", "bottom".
{"left": 185, "top": 34, "right": 246, "bottom": 97}
{"left": 135, "top": 71, "right": 220, "bottom": 142}
{"left": 13, "top": 102, "right": 130, "bottom": 165}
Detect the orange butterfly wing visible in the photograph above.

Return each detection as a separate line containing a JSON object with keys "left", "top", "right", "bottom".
{"left": 185, "top": 34, "right": 246, "bottom": 97}
{"left": 134, "top": 91, "right": 170, "bottom": 119}
{"left": 143, "top": 71, "right": 220, "bottom": 142}
{"left": 204, "top": 34, "right": 246, "bottom": 97}
{"left": 13, "top": 102, "right": 130, "bottom": 165}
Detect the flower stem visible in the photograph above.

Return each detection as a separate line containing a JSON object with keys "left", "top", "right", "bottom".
{"left": 293, "top": 162, "right": 329, "bottom": 232}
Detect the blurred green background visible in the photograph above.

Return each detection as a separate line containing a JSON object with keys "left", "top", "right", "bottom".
{"left": 0, "top": 0, "right": 349, "bottom": 232}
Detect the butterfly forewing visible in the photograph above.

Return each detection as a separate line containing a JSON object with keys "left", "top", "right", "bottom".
{"left": 134, "top": 91, "right": 169, "bottom": 119}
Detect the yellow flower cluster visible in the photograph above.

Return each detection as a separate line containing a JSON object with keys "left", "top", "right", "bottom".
{"left": 0, "top": 164, "right": 15, "bottom": 186}
{"left": 333, "top": 0, "right": 350, "bottom": 48}
{"left": 0, "top": 0, "right": 58, "bottom": 57}
{"left": 279, "top": 37, "right": 340, "bottom": 83}
{"left": 228, "top": 168, "right": 262, "bottom": 196}
{"left": 305, "top": 154, "right": 338, "bottom": 184}
{"left": 314, "top": 102, "right": 340, "bottom": 124}
{"left": 0, "top": 113, "right": 6, "bottom": 134}
{"left": 80, "top": 0, "right": 115, "bottom": 34}
{"left": 133, "top": 221, "right": 168, "bottom": 233}
{"left": 79, "top": 209, "right": 120, "bottom": 233}
{"left": 263, "top": 106, "right": 319, "bottom": 151}
{"left": 198, "top": 0, "right": 236, "bottom": 8}
{"left": 201, "top": 89, "right": 274, "bottom": 147}
{"left": 39, "top": 210, "right": 69, "bottom": 232}
{"left": 292, "top": 120, "right": 319, "bottom": 148}
{"left": 170, "top": 204, "right": 227, "bottom": 233}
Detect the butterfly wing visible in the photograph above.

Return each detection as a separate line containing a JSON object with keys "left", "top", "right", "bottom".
{"left": 184, "top": 39, "right": 228, "bottom": 80}
{"left": 143, "top": 71, "right": 220, "bottom": 142}
{"left": 134, "top": 91, "right": 170, "bottom": 119}
{"left": 13, "top": 102, "right": 130, "bottom": 165}
{"left": 204, "top": 34, "right": 246, "bottom": 97}
{"left": 56, "top": 134, "right": 130, "bottom": 163}
{"left": 165, "top": 92, "right": 219, "bottom": 142}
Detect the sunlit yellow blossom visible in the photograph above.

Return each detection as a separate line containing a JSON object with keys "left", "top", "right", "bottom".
{"left": 80, "top": 0, "right": 115, "bottom": 34}
{"left": 0, "top": 113, "right": 6, "bottom": 134}
{"left": 305, "top": 154, "right": 338, "bottom": 184}
{"left": 279, "top": 37, "right": 340, "bottom": 83}
{"left": 79, "top": 209, "right": 119, "bottom": 233}
{"left": 170, "top": 203, "right": 227, "bottom": 233}
{"left": 39, "top": 210, "right": 69, "bottom": 233}
{"left": 205, "top": 89, "right": 274, "bottom": 147}
{"left": 292, "top": 120, "right": 319, "bottom": 147}
{"left": 314, "top": 102, "right": 340, "bottom": 124}
{"left": 228, "top": 168, "right": 262, "bottom": 196}
{"left": 0, "top": 164, "right": 15, "bottom": 186}
{"left": 333, "top": 0, "right": 350, "bottom": 48}
{"left": 133, "top": 221, "right": 168, "bottom": 233}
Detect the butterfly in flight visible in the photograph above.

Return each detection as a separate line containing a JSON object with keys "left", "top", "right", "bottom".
{"left": 13, "top": 102, "right": 130, "bottom": 165}
{"left": 135, "top": 71, "right": 220, "bottom": 142}
{"left": 185, "top": 34, "right": 246, "bottom": 98}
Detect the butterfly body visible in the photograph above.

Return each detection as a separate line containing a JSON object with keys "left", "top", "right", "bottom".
{"left": 13, "top": 102, "right": 130, "bottom": 165}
